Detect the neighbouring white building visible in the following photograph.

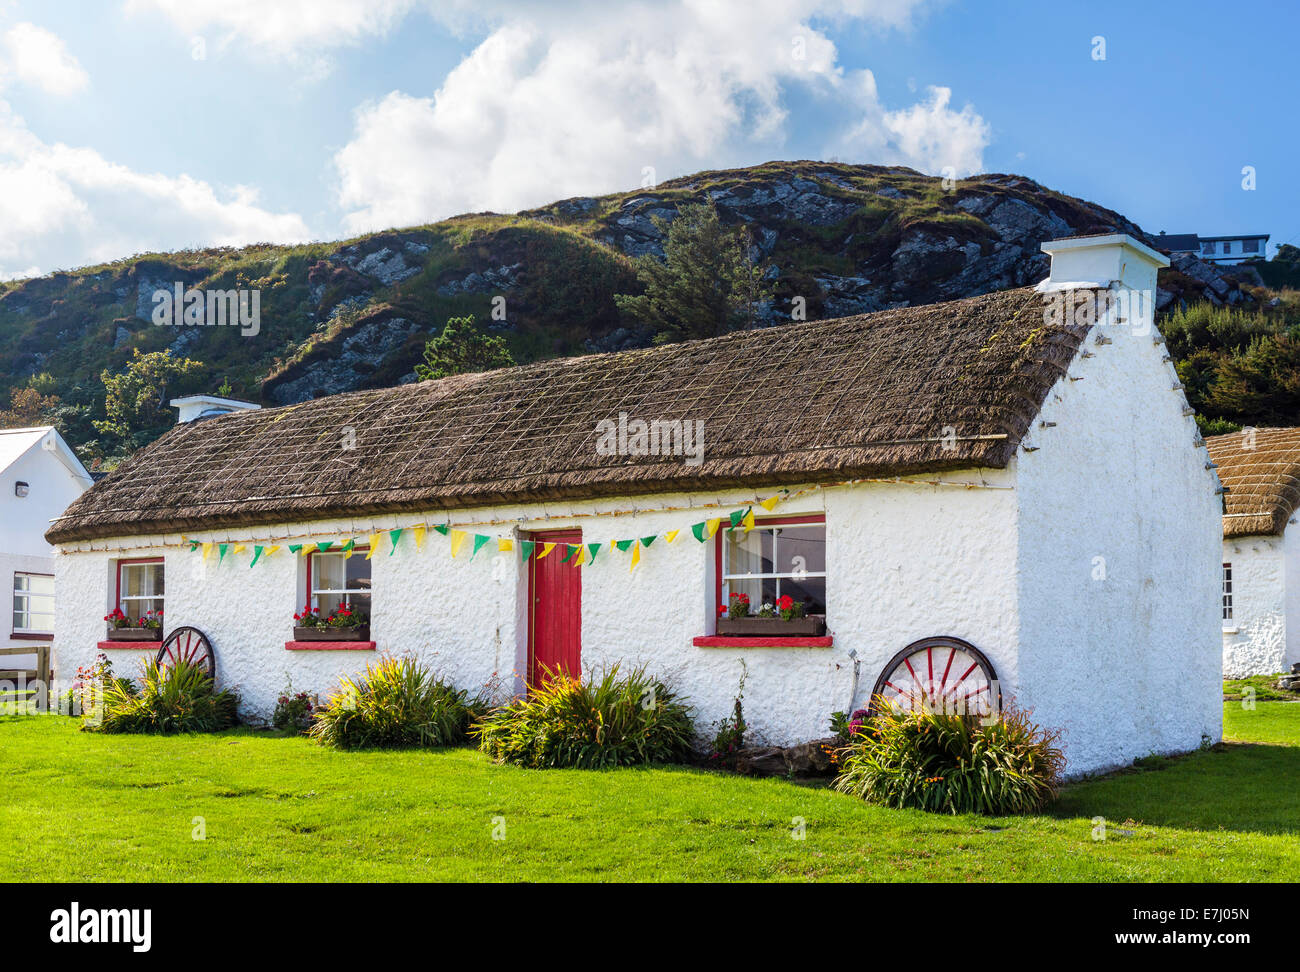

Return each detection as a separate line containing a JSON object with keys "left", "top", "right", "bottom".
{"left": 47, "top": 234, "right": 1224, "bottom": 776}
{"left": 1198, "top": 234, "right": 1269, "bottom": 266}
{"left": 1207, "top": 427, "right": 1300, "bottom": 676}
{"left": 1, "top": 427, "right": 93, "bottom": 676}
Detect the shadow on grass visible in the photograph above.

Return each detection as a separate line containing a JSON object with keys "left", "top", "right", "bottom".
{"left": 1051, "top": 742, "right": 1300, "bottom": 836}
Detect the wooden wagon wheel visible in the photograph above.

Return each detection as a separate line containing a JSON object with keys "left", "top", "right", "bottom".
{"left": 155, "top": 626, "right": 216, "bottom": 679}
{"left": 868, "top": 636, "right": 999, "bottom": 717}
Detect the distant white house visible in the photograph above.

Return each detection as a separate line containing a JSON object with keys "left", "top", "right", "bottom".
{"left": 1207, "top": 427, "right": 1300, "bottom": 676}
{"left": 0, "top": 427, "right": 93, "bottom": 676}
{"left": 1154, "top": 231, "right": 1269, "bottom": 266}
{"left": 169, "top": 394, "right": 261, "bottom": 424}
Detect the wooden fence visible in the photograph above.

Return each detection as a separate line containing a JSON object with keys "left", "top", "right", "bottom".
{"left": 0, "top": 644, "right": 52, "bottom": 711}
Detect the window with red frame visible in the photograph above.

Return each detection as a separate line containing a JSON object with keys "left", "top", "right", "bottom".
{"left": 718, "top": 515, "right": 826, "bottom": 617}
{"left": 307, "top": 550, "right": 371, "bottom": 615}
{"left": 116, "top": 559, "right": 164, "bottom": 622}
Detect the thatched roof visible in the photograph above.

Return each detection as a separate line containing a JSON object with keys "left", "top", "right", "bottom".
{"left": 1207, "top": 427, "right": 1300, "bottom": 539}
{"left": 48, "top": 285, "right": 1095, "bottom": 543}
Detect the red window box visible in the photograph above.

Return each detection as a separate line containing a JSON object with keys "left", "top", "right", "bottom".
{"left": 284, "top": 640, "right": 376, "bottom": 651}
{"left": 97, "top": 640, "right": 162, "bottom": 651}
{"left": 693, "top": 635, "right": 833, "bottom": 648}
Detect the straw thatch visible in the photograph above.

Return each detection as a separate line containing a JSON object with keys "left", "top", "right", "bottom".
{"left": 1206, "top": 427, "right": 1300, "bottom": 539}
{"left": 48, "top": 285, "right": 1097, "bottom": 543}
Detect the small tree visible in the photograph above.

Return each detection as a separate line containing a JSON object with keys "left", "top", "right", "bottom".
{"left": 95, "top": 348, "right": 203, "bottom": 449}
{"left": 0, "top": 386, "right": 61, "bottom": 429}
{"left": 614, "top": 201, "right": 773, "bottom": 344}
{"left": 415, "top": 316, "right": 514, "bottom": 381}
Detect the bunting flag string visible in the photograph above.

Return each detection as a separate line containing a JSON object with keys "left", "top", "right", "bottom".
{"left": 183, "top": 489, "right": 796, "bottom": 574}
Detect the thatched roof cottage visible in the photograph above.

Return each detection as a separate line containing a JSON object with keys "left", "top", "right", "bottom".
{"left": 48, "top": 234, "right": 1223, "bottom": 775}
{"left": 1207, "top": 427, "right": 1300, "bottom": 676}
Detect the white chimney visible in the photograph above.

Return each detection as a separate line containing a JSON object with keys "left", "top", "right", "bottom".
{"left": 1039, "top": 233, "right": 1169, "bottom": 295}
{"left": 170, "top": 394, "right": 261, "bottom": 424}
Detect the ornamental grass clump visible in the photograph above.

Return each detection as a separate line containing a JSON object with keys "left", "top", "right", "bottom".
{"left": 833, "top": 701, "right": 1065, "bottom": 815}
{"left": 87, "top": 660, "right": 240, "bottom": 734}
{"left": 309, "top": 655, "right": 484, "bottom": 749}
{"left": 472, "top": 665, "right": 695, "bottom": 769}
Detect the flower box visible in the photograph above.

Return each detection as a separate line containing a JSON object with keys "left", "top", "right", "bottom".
{"left": 105, "top": 627, "right": 163, "bottom": 641}
{"left": 716, "top": 616, "right": 826, "bottom": 637}
{"left": 292, "top": 626, "right": 371, "bottom": 642}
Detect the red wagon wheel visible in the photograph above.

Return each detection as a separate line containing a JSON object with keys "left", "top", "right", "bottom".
{"left": 155, "top": 626, "right": 216, "bottom": 679}
{"left": 869, "top": 636, "right": 998, "bottom": 717}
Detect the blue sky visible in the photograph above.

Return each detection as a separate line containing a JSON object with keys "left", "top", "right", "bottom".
{"left": 0, "top": 0, "right": 1293, "bottom": 278}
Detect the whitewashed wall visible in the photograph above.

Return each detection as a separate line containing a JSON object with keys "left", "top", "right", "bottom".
{"left": 1016, "top": 291, "right": 1223, "bottom": 775}
{"left": 1221, "top": 534, "right": 1289, "bottom": 676}
{"left": 54, "top": 475, "right": 1018, "bottom": 748}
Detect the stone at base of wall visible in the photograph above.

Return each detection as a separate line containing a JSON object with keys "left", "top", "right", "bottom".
{"left": 730, "top": 737, "right": 841, "bottom": 778}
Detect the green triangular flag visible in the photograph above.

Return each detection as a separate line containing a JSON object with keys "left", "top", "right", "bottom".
{"left": 614, "top": 539, "right": 634, "bottom": 552}
{"left": 587, "top": 542, "right": 601, "bottom": 563}
{"left": 433, "top": 524, "right": 449, "bottom": 536}
{"left": 520, "top": 540, "right": 536, "bottom": 561}
{"left": 317, "top": 540, "right": 334, "bottom": 552}
{"left": 389, "top": 528, "right": 403, "bottom": 554}
{"left": 341, "top": 539, "right": 355, "bottom": 553}
{"left": 728, "top": 509, "right": 745, "bottom": 529}
{"left": 189, "top": 541, "right": 201, "bottom": 552}
{"left": 218, "top": 542, "right": 229, "bottom": 563}
{"left": 691, "top": 522, "right": 708, "bottom": 543}
{"left": 560, "top": 544, "right": 577, "bottom": 563}
{"left": 249, "top": 545, "right": 264, "bottom": 568}
{"left": 288, "top": 544, "right": 302, "bottom": 554}
{"left": 640, "top": 535, "right": 656, "bottom": 548}
{"left": 472, "top": 534, "right": 491, "bottom": 559}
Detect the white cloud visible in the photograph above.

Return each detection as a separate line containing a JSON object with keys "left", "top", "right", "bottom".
{"left": 126, "top": 0, "right": 416, "bottom": 53}
{"left": 331, "top": 0, "right": 992, "bottom": 233}
{"left": 0, "top": 21, "right": 89, "bottom": 95}
{"left": 0, "top": 100, "right": 311, "bottom": 278}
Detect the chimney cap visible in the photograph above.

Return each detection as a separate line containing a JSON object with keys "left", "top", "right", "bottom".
{"left": 170, "top": 394, "right": 261, "bottom": 424}
{"left": 1040, "top": 233, "right": 1170, "bottom": 268}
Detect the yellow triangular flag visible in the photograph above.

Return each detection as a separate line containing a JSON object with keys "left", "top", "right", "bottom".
{"left": 201, "top": 542, "right": 213, "bottom": 561}
{"left": 630, "top": 543, "right": 641, "bottom": 571}
{"left": 449, "top": 529, "right": 467, "bottom": 557}
{"left": 266, "top": 545, "right": 281, "bottom": 558}
{"left": 574, "top": 545, "right": 587, "bottom": 566}
{"left": 497, "top": 538, "right": 513, "bottom": 553}
{"left": 300, "top": 543, "right": 317, "bottom": 558}
{"left": 232, "top": 543, "right": 247, "bottom": 555}
{"left": 342, "top": 540, "right": 355, "bottom": 559}
{"left": 366, "top": 534, "right": 382, "bottom": 559}
{"left": 742, "top": 508, "right": 755, "bottom": 532}
{"left": 759, "top": 495, "right": 782, "bottom": 512}
{"left": 706, "top": 517, "right": 722, "bottom": 539}
{"left": 665, "top": 529, "right": 679, "bottom": 544}
{"left": 537, "top": 542, "right": 556, "bottom": 559}
{"left": 413, "top": 524, "right": 427, "bottom": 549}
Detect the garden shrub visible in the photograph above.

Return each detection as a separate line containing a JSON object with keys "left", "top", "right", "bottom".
{"left": 833, "top": 701, "right": 1064, "bottom": 815}
{"left": 309, "top": 655, "right": 484, "bottom": 749}
{"left": 473, "top": 665, "right": 694, "bottom": 768}
{"left": 273, "top": 685, "right": 316, "bottom": 733}
{"left": 87, "top": 660, "right": 240, "bottom": 734}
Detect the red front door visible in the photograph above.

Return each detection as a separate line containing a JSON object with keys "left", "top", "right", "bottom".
{"left": 528, "top": 529, "right": 582, "bottom": 685}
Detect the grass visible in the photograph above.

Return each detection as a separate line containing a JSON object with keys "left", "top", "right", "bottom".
{"left": 0, "top": 701, "right": 1297, "bottom": 882}
{"left": 1223, "top": 673, "right": 1299, "bottom": 702}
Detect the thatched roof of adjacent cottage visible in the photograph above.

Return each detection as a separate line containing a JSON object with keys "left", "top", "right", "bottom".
{"left": 48, "top": 285, "right": 1095, "bottom": 543}
{"left": 1207, "top": 427, "right": 1300, "bottom": 539}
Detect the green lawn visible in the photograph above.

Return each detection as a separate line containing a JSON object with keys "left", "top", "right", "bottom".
{"left": 1, "top": 703, "right": 1297, "bottom": 882}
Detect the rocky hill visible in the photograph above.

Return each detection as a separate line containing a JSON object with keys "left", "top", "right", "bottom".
{"left": 0, "top": 159, "right": 1262, "bottom": 461}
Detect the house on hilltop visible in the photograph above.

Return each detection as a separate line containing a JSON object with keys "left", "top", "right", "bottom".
{"left": 46, "top": 234, "right": 1223, "bottom": 776}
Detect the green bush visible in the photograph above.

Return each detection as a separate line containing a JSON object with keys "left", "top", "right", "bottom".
{"left": 473, "top": 665, "right": 695, "bottom": 768}
{"left": 833, "top": 702, "right": 1064, "bottom": 815}
{"left": 86, "top": 660, "right": 240, "bottom": 734}
{"left": 309, "top": 655, "right": 484, "bottom": 749}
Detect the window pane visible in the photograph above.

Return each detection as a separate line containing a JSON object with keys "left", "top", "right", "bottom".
{"left": 724, "top": 528, "right": 773, "bottom": 576}
{"left": 122, "top": 563, "right": 163, "bottom": 598}
{"left": 317, "top": 592, "right": 370, "bottom": 617}
{"left": 346, "top": 557, "right": 371, "bottom": 592}
{"left": 28, "top": 574, "right": 53, "bottom": 596}
{"left": 777, "top": 575, "right": 826, "bottom": 615}
{"left": 773, "top": 525, "right": 825, "bottom": 575}
{"left": 121, "top": 598, "right": 163, "bottom": 622}
{"left": 26, "top": 609, "right": 54, "bottom": 631}
{"left": 313, "top": 553, "right": 345, "bottom": 592}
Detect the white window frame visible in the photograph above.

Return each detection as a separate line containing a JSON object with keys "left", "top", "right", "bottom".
{"left": 117, "top": 559, "right": 165, "bottom": 619}
{"left": 12, "top": 571, "right": 54, "bottom": 635}
{"left": 1221, "top": 562, "right": 1234, "bottom": 624}
{"left": 720, "top": 517, "right": 827, "bottom": 611}
{"left": 308, "top": 550, "right": 371, "bottom": 612}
